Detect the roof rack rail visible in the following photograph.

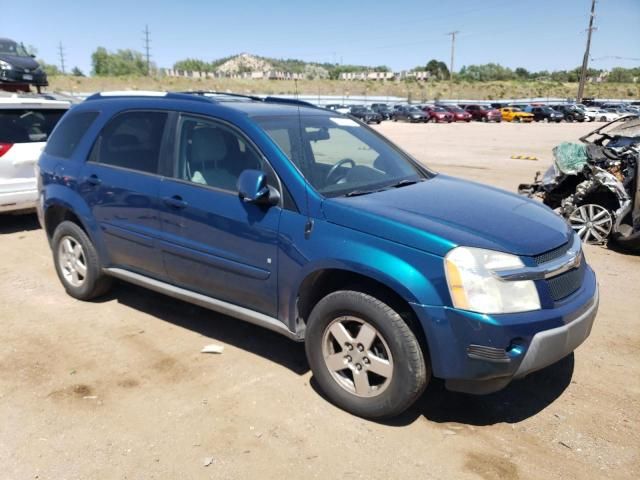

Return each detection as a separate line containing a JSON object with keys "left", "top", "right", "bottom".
{"left": 177, "top": 90, "right": 262, "bottom": 102}
{"left": 84, "top": 91, "right": 212, "bottom": 103}
{"left": 263, "top": 96, "right": 317, "bottom": 108}
{"left": 179, "top": 90, "right": 320, "bottom": 109}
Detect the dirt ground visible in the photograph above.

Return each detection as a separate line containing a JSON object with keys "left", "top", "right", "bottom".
{"left": 1, "top": 121, "right": 638, "bottom": 480}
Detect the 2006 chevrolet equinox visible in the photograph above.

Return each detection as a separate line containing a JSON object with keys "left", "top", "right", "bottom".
{"left": 38, "top": 91, "right": 598, "bottom": 418}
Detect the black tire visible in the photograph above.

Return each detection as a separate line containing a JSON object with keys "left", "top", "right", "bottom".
{"left": 481, "top": 116, "right": 488, "bottom": 122}
{"left": 610, "top": 231, "right": 640, "bottom": 253}
{"left": 52, "top": 220, "right": 113, "bottom": 300}
{"left": 305, "top": 290, "right": 429, "bottom": 419}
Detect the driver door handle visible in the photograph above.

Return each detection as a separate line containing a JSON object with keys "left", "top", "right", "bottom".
{"left": 163, "top": 195, "right": 188, "bottom": 209}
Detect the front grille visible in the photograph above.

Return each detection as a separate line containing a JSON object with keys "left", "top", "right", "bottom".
{"left": 534, "top": 241, "right": 570, "bottom": 265}
{"left": 546, "top": 258, "right": 586, "bottom": 301}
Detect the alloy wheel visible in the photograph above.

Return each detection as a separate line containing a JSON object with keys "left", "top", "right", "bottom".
{"left": 57, "top": 235, "right": 88, "bottom": 287}
{"left": 569, "top": 204, "right": 613, "bottom": 244}
{"left": 321, "top": 316, "right": 394, "bottom": 398}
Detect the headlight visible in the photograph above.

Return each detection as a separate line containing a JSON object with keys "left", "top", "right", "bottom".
{"left": 444, "top": 247, "right": 541, "bottom": 314}
{"left": 0, "top": 60, "right": 12, "bottom": 70}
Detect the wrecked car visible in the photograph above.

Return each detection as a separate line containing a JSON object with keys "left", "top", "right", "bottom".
{"left": 519, "top": 116, "right": 640, "bottom": 251}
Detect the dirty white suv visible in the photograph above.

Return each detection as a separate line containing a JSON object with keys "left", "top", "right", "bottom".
{"left": 0, "top": 96, "right": 69, "bottom": 213}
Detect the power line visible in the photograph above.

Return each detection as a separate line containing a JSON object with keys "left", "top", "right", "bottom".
{"left": 577, "top": 0, "right": 597, "bottom": 102}
{"left": 143, "top": 25, "right": 151, "bottom": 75}
{"left": 58, "top": 41, "right": 66, "bottom": 75}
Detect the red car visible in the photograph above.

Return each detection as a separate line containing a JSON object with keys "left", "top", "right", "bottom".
{"left": 463, "top": 104, "right": 502, "bottom": 122}
{"left": 421, "top": 105, "right": 454, "bottom": 123}
{"left": 441, "top": 105, "right": 472, "bottom": 122}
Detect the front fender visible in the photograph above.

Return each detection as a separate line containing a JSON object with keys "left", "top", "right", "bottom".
{"left": 277, "top": 212, "right": 449, "bottom": 330}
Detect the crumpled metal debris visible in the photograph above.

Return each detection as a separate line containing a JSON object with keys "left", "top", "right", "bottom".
{"left": 518, "top": 116, "right": 640, "bottom": 250}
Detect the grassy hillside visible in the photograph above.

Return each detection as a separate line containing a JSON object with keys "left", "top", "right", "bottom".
{"left": 48, "top": 75, "right": 639, "bottom": 101}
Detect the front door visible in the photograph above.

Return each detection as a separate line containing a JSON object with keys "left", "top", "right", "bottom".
{"left": 158, "top": 114, "right": 281, "bottom": 317}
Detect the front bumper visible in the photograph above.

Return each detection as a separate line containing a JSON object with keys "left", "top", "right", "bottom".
{"left": 0, "top": 67, "right": 48, "bottom": 87}
{"left": 413, "top": 264, "right": 598, "bottom": 394}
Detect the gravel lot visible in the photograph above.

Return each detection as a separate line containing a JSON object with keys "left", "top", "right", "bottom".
{"left": 1, "top": 121, "right": 638, "bottom": 480}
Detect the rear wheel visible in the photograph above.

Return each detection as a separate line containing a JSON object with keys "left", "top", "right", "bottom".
{"left": 52, "top": 221, "right": 113, "bottom": 300}
{"left": 514, "top": 116, "right": 521, "bottom": 123}
{"left": 305, "top": 290, "right": 428, "bottom": 419}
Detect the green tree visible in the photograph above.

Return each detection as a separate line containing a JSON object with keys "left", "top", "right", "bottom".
{"left": 515, "top": 67, "right": 530, "bottom": 80}
{"left": 424, "top": 59, "right": 450, "bottom": 80}
{"left": 173, "top": 58, "right": 212, "bottom": 73}
{"left": 91, "top": 47, "right": 150, "bottom": 76}
{"left": 71, "top": 66, "right": 85, "bottom": 77}
{"left": 38, "top": 60, "right": 61, "bottom": 76}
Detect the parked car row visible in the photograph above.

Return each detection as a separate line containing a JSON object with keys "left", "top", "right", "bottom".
{"left": 325, "top": 101, "right": 639, "bottom": 125}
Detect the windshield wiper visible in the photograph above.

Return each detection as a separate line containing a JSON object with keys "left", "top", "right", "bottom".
{"left": 344, "top": 189, "right": 379, "bottom": 197}
{"left": 388, "top": 178, "right": 423, "bottom": 189}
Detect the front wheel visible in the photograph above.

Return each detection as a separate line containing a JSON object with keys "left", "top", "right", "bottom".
{"left": 52, "top": 221, "right": 113, "bottom": 300}
{"left": 305, "top": 290, "right": 429, "bottom": 419}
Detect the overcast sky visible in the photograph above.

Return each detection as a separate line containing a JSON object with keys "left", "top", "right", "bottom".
{"left": 4, "top": 0, "right": 639, "bottom": 75}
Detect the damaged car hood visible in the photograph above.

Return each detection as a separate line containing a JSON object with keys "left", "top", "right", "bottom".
{"left": 323, "top": 175, "right": 572, "bottom": 257}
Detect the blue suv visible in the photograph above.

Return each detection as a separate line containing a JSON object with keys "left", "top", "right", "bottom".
{"left": 38, "top": 91, "right": 598, "bottom": 418}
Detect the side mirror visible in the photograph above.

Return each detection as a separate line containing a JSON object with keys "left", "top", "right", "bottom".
{"left": 237, "top": 169, "right": 280, "bottom": 207}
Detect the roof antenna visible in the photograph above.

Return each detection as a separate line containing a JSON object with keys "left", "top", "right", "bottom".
{"left": 294, "top": 79, "right": 314, "bottom": 239}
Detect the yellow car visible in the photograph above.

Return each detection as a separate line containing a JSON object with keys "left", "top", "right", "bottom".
{"left": 500, "top": 107, "right": 534, "bottom": 123}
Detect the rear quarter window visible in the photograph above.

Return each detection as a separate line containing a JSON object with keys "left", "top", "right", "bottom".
{"left": 0, "top": 108, "right": 67, "bottom": 144}
{"left": 45, "top": 110, "right": 99, "bottom": 159}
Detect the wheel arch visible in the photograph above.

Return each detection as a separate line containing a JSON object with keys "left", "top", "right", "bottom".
{"left": 41, "top": 186, "right": 107, "bottom": 261}
{"left": 293, "top": 267, "right": 432, "bottom": 364}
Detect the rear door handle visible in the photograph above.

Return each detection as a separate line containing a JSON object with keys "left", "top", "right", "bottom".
{"left": 86, "top": 174, "right": 101, "bottom": 186}
{"left": 163, "top": 195, "right": 188, "bottom": 209}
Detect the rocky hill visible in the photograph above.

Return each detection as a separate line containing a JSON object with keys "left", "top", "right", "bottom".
{"left": 215, "top": 53, "right": 274, "bottom": 73}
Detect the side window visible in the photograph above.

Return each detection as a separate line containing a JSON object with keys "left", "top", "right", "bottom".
{"left": 176, "top": 116, "right": 265, "bottom": 192}
{"left": 90, "top": 111, "right": 167, "bottom": 174}
{"left": 44, "top": 110, "right": 98, "bottom": 159}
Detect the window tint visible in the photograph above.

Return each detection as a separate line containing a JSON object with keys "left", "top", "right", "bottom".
{"left": 92, "top": 111, "right": 167, "bottom": 174}
{"left": 43, "top": 110, "right": 96, "bottom": 158}
{"left": 1, "top": 108, "right": 67, "bottom": 144}
{"left": 176, "top": 116, "right": 264, "bottom": 192}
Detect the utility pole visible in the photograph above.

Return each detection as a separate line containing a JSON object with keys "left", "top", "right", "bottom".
{"left": 143, "top": 24, "right": 151, "bottom": 75}
{"left": 58, "top": 41, "right": 66, "bottom": 75}
{"left": 577, "top": 0, "right": 597, "bottom": 102}
{"left": 447, "top": 31, "right": 459, "bottom": 99}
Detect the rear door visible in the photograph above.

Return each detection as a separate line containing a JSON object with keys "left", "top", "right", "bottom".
{"left": 158, "top": 114, "right": 282, "bottom": 317}
{"left": 0, "top": 106, "right": 67, "bottom": 210}
{"left": 78, "top": 110, "right": 169, "bottom": 278}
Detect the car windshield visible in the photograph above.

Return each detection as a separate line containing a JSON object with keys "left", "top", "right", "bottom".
{"left": 511, "top": 107, "right": 522, "bottom": 112}
{"left": 432, "top": 107, "right": 446, "bottom": 112}
{"left": 449, "top": 107, "right": 464, "bottom": 112}
{"left": 255, "top": 114, "right": 426, "bottom": 197}
{"left": 0, "top": 40, "right": 30, "bottom": 57}
{"left": 408, "top": 107, "right": 422, "bottom": 112}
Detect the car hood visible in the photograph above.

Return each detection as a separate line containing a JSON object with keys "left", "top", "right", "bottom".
{"left": 0, "top": 54, "right": 40, "bottom": 70}
{"left": 322, "top": 175, "right": 572, "bottom": 258}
